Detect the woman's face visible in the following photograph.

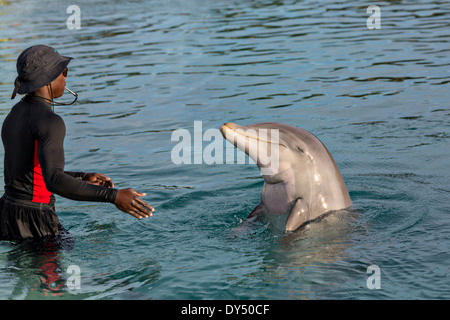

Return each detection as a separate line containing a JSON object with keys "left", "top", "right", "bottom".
{"left": 49, "top": 68, "right": 67, "bottom": 98}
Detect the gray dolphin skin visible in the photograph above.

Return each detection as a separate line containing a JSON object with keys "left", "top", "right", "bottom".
{"left": 220, "top": 122, "right": 352, "bottom": 232}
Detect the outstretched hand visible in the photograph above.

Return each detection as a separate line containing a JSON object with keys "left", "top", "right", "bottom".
{"left": 83, "top": 174, "right": 154, "bottom": 219}
{"left": 83, "top": 172, "right": 114, "bottom": 188}
{"left": 114, "top": 188, "right": 155, "bottom": 219}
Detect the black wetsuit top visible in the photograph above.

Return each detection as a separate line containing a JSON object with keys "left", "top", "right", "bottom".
{"left": 1, "top": 95, "right": 117, "bottom": 206}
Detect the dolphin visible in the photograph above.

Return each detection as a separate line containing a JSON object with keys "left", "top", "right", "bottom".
{"left": 220, "top": 122, "right": 352, "bottom": 232}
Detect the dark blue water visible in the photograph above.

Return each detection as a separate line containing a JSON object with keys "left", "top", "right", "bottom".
{"left": 0, "top": 0, "right": 449, "bottom": 299}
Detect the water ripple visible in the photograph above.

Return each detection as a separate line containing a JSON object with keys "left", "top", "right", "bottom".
{"left": 0, "top": 0, "right": 449, "bottom": 300}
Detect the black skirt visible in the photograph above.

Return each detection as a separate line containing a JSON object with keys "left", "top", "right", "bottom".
{"left": 0, "top": 194, "right": 62, "bottom": 241}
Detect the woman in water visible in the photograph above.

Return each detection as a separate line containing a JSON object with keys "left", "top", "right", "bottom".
{"left": 0, "top": 44, "right": 155, "bottom": 241}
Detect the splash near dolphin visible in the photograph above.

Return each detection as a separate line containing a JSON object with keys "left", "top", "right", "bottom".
{"left": 220, "top": 122, "right": 352, "bottom": 232}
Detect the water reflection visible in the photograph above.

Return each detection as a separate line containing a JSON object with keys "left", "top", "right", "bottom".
{"left": 280, "top": 208, "right": 360, "bottom": 261}
{"left": 226, "top": 207, "right": 361, "bottom": 299}
{"left": 3, "top": 232, "right": 74, "bottom": 298}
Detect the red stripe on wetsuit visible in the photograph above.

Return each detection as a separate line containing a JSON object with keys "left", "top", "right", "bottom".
{"left": 32, "top": 140, "right": 51, "bottom": 204}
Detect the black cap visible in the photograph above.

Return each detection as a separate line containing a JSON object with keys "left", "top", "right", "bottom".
{"left": 11, "top": 44, "right": 72, "bottom": 99}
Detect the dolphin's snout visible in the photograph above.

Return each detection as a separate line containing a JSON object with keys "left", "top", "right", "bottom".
{"left": 220, "top": 122, "right": 235, "bottom": 130}
{"left": 220, "top": 122, "right": 240, "bottom": 137}
{"left": 220, "top": 122, "right": 246, "bottom": 132}
{"left": 219, "top": 123, "right": 228, "bottom": 137}
{"left": 219, "top": 123, "right": 229, "bottom": 132}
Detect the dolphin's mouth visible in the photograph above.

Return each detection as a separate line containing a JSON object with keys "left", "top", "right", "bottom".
{"left": 220, "top": 122, "right": 263, "bottom": 142}
{"left": 220, "top": 122, "right": 285, "bottom": 148}
{"left": 221, "top": 122, "right": 284, "bottom": 175}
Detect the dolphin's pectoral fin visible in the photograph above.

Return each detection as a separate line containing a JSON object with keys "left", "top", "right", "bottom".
{"left": 285, "top": 199, "right": 310, "bottom": 232}
{"left": 247, "top": 202, "right": 266, "bottom": 219}
{"left": 228, "top": 202, "right": 266, "bottom": 239}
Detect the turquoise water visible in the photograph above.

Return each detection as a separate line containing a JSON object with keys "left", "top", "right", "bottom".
{"left": 0, "top": 0, "right": 449, "bottom": 299}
